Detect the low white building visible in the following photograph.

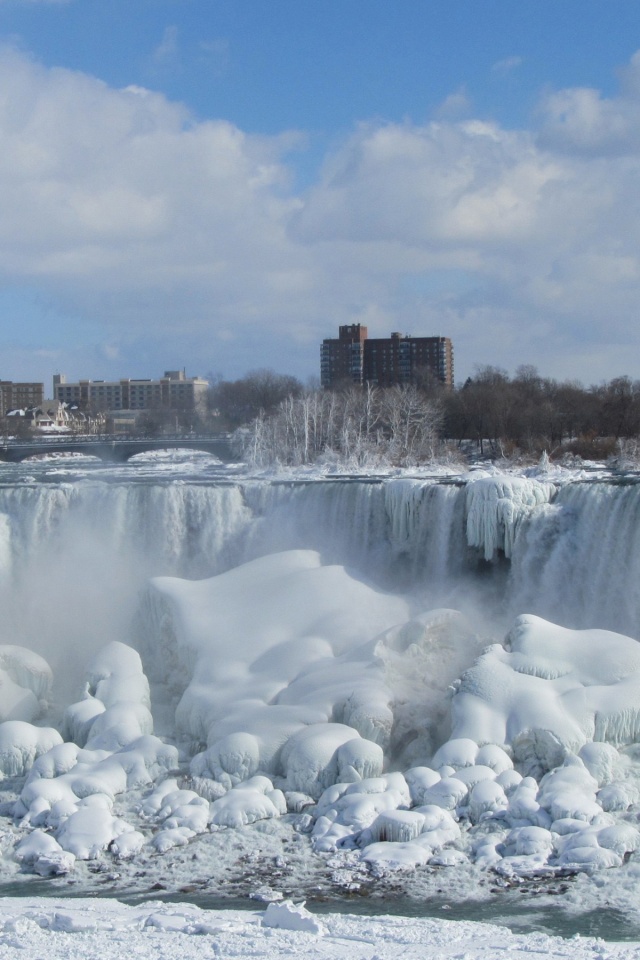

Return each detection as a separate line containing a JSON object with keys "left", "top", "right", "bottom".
{"left": 53, "top": 370, "right": 208, "bottom": 413}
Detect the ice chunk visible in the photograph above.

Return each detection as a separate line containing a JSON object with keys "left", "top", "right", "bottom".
{"left": 62, "top": 698, "right": 106, "bottom": 747}
{"left": 210, "top": 776, "right": 283, "bottom": 828}
{"left": 262, "top": 900, "right": 325, "bottom": 935}
{"left": 538, "top": 757, "right": 602, "bottom": 823}
{"left": 368, "top": 810, "right": 426, "bottom": 843}
{"left": 85, "top": 641, "right": 150, "bottom": 709}
{"left": 190, "top": 732, "right": 261, "bottom": 786}
{"left": 281, "top": 723, "right": 376, "bottom": 799}
{"left": 495, "top": 768, "right": 522, "bottom": 795}
{"left": 475, "top": 744, "right": 513, "bottom": 774}
{"left": 420, "top": 776, "right": 468, "bottom": 811}
{"left": 0, "top": 721, "right": 62, "bottom": 779}
{"left": 468, "top": 779, "right": 508, "bottom": 823}
{"left": 578, "top": 742, "right": 625, "bottom": 786}
{"left": 431, "top": 738, "right": 478, "bottom": 771}
{"left": 56, "top": 804, "right": 135, "bottom": 860}
{"left": 336, "top": 737, "right": 383, "bottom": 783}
{"left": 506, "top": 825, "right": 553, "bottom": 857}
{"left": 452, "top": 765, "right": 496, "bottom": 789}
{"left": 507, "top": 776, "right": 547, "bottom": 826}
{"left": 405, "top": 766, "right": 441, "bottom": 805}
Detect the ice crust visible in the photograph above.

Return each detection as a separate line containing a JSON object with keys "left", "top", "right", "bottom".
{"left": 0, "top": 897, "right": 635, "bottom": 960}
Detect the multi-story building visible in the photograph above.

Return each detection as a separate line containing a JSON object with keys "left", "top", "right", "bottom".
{"left": 53, "top": 370, "right": 208, "bottom": 413}
{"left": 320, "top": 324, "right": 368, "bottom": 387}
{"left": 320, "top": 326, "right": 453, "bottom": 389}
{"left": 0, "top": 380, "right": 45, "bottom": 416}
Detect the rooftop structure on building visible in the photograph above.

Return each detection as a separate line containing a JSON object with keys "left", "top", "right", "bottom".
{"left": 53, "top": 370, "right": 208, "bottom": 412}
{"left": 320, "top": 325, "right": 453, "bottom": 389}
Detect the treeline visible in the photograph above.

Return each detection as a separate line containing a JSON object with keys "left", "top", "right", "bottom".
{"left": 444, "top": 366, "right": 640, "bottom": 459}
{"left": 209, "top": 366, "right": 640, "bottom": 466}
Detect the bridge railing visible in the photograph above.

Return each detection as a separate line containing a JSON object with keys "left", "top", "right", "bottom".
{"left": 1, "top": 433, "right": 232, "bottom": 446}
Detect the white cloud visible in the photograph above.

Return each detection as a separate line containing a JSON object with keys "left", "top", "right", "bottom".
{"left": 491, "top": 56, "right": 523, "bottom": 77}
{"left": 152, "top": 25, "right": 179, "bottom": 69}
{"left": 1, "top": 47, "right": 640, "bottom": 383}
{"left": 435, "top": 87, "right": 471, "bottom": 119}
{"left": 537, "top": 52, "right": 640, "bottom": 156}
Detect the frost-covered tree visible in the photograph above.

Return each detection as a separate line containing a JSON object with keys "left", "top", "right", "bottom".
{"left": 234, "top": 385, "right": 443, "bottom": 468}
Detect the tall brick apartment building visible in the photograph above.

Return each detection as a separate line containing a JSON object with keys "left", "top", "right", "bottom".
{"left": 0, "top": 380, "right": 44, "bottom": 416}
{"left": 321, "top": 325, "right": 453, "bottom": 389}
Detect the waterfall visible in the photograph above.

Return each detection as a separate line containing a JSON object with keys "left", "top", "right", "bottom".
{"left": 2, "top": 473, "right": 640, "bottom": 665}
{"left": 508, "top": 480, "right": 640, "bottom": 636}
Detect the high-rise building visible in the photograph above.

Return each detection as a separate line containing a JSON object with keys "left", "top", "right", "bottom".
{"left": 320, "top": 324, "right": 369, "bottom": 387}
{"left": 0, "top": 380, "right": 45, "bottom": 416}
{"left": 320, "top": 327, "right": 453, "bottom": 389}
{"left": 53, "top": 370, "right": 208, "bottom": 412}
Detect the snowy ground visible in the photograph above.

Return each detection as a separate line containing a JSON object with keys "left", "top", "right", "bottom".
{"left": 0, "top": 896, "right": 638, "bottom": 960}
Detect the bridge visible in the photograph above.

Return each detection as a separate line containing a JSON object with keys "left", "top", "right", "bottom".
{"left": 0, "top": 435, "right": 235, "bottom": 463}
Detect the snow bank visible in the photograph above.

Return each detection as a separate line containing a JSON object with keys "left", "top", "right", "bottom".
{"left": 262, "top": 899, "right": 326, "bottom": 934}
{"left": 0, "top": 898, "right": 636, "bottom": 960}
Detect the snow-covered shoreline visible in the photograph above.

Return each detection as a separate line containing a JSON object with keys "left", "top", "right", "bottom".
{"left": 0, "top": 896, "right": 637, "bottom": 960}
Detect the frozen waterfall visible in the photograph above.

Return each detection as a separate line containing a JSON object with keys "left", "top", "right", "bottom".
{"left": 1, "top": 473, "right": 640, "bottom": 651}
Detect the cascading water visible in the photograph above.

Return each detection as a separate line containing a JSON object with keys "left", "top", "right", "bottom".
{"left": 2, "top": 467, "right": 640, "bottom": 660}
{"left": 508, "top": 480, "right": 640, "bottom": 636}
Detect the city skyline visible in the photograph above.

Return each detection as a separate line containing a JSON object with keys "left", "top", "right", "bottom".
{"left": 0, "top": 2, "right": 639, "bottom": 386}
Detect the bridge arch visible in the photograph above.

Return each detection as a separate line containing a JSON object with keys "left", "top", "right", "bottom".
{"left": 0, "top": 436, "right": 235, "bottom": 464}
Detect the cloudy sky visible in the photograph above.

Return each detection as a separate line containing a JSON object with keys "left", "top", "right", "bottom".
{"left": 1, "top": 0, "right": 640, "bottom": 390}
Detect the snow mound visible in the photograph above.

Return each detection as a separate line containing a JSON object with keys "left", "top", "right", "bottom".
{"left": 63, "top": 641, "right": 152, "bottom": 749}
{"left": 9, "top": 643, "right": 177, "bottom": 871}
{"left": 0, "top": 646, "right": 53, "bottom": 723}
{"left": 139, "top": 550, "right": 412, "bottom": 797}
{"left": 210, "top": 776, "right": 286, "bottom": 828}
{"left": 451, "top": 614, "right": 640, "bottom": 775}
{"left": 0, "top": 721, "right": 62, "bottom": 779}
{"left": 262, "top": 899, "right": 326, "bottom": 935}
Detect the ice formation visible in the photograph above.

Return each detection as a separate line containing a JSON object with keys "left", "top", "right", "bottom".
{"left": 4, "top": 544, "right": 640, "bottom": 887}
{"left": 7, "top": 643, "right": 176, "bottom": 875}
{"left": 451, "top": 614, "right": 640, "bottom": 774}
{"left": 4, "top": 469, "right": 640, "bottom": 913}
{"left": 465, "top": 476, "right": 555, "bottom": 560}
{"left": 0, "top": 646, "right": 52, "bottom": 723}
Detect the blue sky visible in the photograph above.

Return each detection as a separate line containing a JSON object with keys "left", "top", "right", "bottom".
{"left": 1, "top": 0, "right": 640, "bottom": 389}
